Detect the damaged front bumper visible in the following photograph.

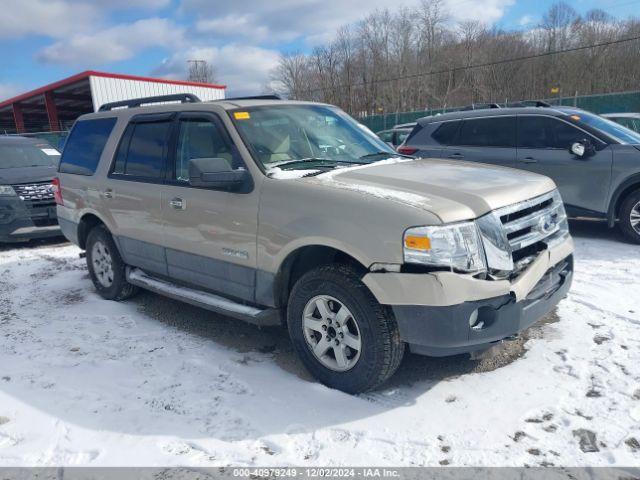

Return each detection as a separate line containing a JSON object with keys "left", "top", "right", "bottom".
{"left": 362, "top": 236, "right": 574, "bottom": 356}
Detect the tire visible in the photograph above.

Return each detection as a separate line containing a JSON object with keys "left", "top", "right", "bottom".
{"left": 618, "top": 189, "right": 640, "bottom": 244}
{"left": 287, "top": 264, "right": 404, "bottom": 394}
{"left": 85, "top": 225, "right": 139, "bottom": 300}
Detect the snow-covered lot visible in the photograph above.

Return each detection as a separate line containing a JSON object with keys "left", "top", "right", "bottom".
{"left": 0, "top": 222, "right": 638, "bottom": 467}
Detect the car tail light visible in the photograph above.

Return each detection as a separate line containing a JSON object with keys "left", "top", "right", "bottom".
{"left": 397, "top": 146, "right": 418, "bottom": 155}
{"left": 52, "top": 177, "right": 63, "bottom": 206}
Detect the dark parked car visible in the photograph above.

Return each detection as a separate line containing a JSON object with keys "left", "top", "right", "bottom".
{"left": 602, "top": 113, "right": 640, "bottom": 133}
{"left": 399, "top": 106, "right": 640, "bottom": 243}
{"left": 376, "top": 123, "right": 415, "bottom": 149}
{"left": 0, "top": 136, "right": 61, "bottom": 242}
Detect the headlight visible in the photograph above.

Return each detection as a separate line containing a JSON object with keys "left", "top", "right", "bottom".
{"left": 403, "top": 222, "right": 486, "bottom": 274}
{"left": 0, "top": 185, "right": 16, "bottom": 196}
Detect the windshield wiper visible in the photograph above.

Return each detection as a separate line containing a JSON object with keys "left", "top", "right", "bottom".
{"left": 269, "top": 158, "right": 365, "bottom": 169}
{"left": 358, "top": 151, "right": 413, "bottom": 161}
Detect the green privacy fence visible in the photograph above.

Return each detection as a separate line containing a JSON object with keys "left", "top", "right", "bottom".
{"left": 359, "top": 90, "right": 640, "bottom": 132}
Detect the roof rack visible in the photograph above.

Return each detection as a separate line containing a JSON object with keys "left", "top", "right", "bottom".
{"left": 507, "top": 100, "right": 552, "bottom": 108}
{"left": 98, "top": 93, "right": 201, "bottom": 111}
{"left": 459, "top": 103, "right": 501, "bottom": 111}
{"left": 223, "top": 94, "right": 282, "bottom": 101}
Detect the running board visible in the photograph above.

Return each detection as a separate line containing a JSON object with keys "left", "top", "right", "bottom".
{"left": 126, "top": 268, "right": 280, "bottom": 326}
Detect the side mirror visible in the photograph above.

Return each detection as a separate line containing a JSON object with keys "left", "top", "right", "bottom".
{"left": 188, "top": 157, "right": 249, "bottom": 191}
{"left": 570, "top": 139, "right": 595, "bottom": 158}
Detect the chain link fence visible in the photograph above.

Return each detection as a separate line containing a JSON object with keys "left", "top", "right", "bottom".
{"left": 358, "top": 90, "right": 640, "bottom": 132}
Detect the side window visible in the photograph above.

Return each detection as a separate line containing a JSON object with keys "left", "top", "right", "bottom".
{"left": 112, "top": 120, "right": 171, "bottom": 179}
{"left": 457, "top": 117, "right": 516, "bottom": 147}
{"left": 552, "top": 118, "right": 589, "bottom": 149}
{"left": 175, "top": 118, "right": 234, "bottom": 182}
{"left": 59, "top": 118, "right": 117, "bottom": 175}
{"left": 431, "top": 121, "right": 461, "bottom": 145}
{"left": 518, "top": 115, "right": 590, "bottom": 150}
{"left": 518, "top": 116, "right": 555, "bottom": 149}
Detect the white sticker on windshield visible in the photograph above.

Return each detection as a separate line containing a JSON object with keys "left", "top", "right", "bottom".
{"left": 41, "top": 148, "right": 60, "bottom": 156}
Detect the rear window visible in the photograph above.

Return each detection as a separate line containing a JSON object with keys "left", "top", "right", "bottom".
{"left": 59, "top": 118, "right": 117, "bottom": 175}
{"left": 458, "top": 117, "right": 516, "bottom": 147}
{"left": 431, "top": 121, "right": 461, "bottom": 145}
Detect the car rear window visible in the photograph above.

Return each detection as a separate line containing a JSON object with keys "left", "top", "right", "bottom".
{"left": 431, "top": 121, "right": 461, "bottom": 145}
{"left": 59, "top": 118, "right": 117, "bottom": 175}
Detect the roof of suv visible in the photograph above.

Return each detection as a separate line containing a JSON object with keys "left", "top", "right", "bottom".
{"left": 80, "top": 98, "right": 325, "bottom": 121}
{"left": 416, "top": 106, "right": 582, "bottom": 125}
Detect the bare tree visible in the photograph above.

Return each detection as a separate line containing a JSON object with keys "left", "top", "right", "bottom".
{"left": 272, "top": 1, "right": 640, "bottom": 117}
{"left": 187, "top": 60, "right": 217, "bottom": 84}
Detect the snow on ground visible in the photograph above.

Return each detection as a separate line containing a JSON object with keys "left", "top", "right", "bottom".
{"left": 0, "top": 222, "right": 638, "bottom": 467}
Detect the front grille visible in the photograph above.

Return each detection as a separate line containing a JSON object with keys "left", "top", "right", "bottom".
{"left": 12, "top": 182, "right": 55, "bottom": 203}
{"left": 494, "top": 190, "right": 569, "bottom": 275}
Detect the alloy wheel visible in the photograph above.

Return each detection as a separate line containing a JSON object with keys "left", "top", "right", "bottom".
{"left": 91, "top": 240, "right": 114, "bottom": 288}
{"left": 631, "top": 200, "right": 640, "bottom": 235}
{"left": 302, "top": 295, "right": 362, "bottom": 372}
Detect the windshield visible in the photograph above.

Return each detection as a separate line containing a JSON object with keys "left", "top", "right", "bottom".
{"left": 231, "top": 105, "right": 397, "bottom": 173}
{"left": 563, "top": 110, "right": 640, "bottom": 144}
{"left": 0, "top": 143, "right": 60, "bottom": 169}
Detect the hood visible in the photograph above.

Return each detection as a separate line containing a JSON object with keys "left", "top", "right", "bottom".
{"left": 0, "top": 165, "right": 57, "bottom": 185}
{"left": 311, "top": 158, "right": 557, "bottom": 223}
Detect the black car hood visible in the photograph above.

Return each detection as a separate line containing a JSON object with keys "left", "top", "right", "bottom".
{"left": 0, "top": 165, "right": 57, "bottom": 185}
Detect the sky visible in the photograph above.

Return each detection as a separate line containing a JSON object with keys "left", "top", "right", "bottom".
{"left": 0, "top": 0, "right": 638, "bottom": 99}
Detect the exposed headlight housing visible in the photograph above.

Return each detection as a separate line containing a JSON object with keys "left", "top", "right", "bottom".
{"left": 0, "top": 185, "right": 16, "bottom": 196}
{"left": 403, "top": 221, "right": 486, "bottom": 274}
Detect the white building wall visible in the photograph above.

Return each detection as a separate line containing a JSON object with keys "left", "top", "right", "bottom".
{"left": 89, "top": 76, "right": 225, "bottom": 111}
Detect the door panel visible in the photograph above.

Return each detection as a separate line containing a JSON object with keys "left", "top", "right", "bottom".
{"left": 516, "top": 115, "right": 613, "bottom": 214}
{"left": 161, "top": 113, "right": 260, "bottom": 302}
{"left": 104, "top": 117, "right": 172, "bottom": 275}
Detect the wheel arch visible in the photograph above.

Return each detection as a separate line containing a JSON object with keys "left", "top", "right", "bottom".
{"left": 270, "top": 244, "right": 369, "bottom": 313}
{"left": 607, "top": 174, "right": 640, "bottom": 227}
{"left": 77, "top": 212, "right": 109, "bottom": 249}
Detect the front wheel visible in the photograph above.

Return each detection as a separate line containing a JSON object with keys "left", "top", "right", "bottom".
{"left": 287, "top": 264, "right": 404, "bottom": 394}
{"left": 619, "top": 189, "right": 640, "bottom": 244}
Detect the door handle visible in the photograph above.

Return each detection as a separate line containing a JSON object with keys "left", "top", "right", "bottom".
{"left": 521, "top": 157, "right": 538, "bottom": 164}
{"left": 448, "top": 152, "right": 464, "bottom": 159}
{"left": 103, "top": 189, "right": 113, "bottom": 199}
{"left": 169, "top": 198, "right": 185, "bottom": 210}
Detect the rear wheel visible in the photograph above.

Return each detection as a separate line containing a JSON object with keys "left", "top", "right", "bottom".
{"left": 86, "top": 226, "right": 138, "bottom": 300}
{"left": 287, "top": 264, "right": 404, "bottom": 393}
{"left": 619, "top": 189, "right": 640, "bottom": 244}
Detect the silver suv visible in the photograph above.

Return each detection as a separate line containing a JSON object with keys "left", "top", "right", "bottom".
{"left": 400, "top": 106, "right": 640, "bottom": 243}
{"left": 55, "top": 94, "right": 574, "bottom": 393}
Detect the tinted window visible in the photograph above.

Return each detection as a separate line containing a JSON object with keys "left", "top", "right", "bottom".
{"left": 431, "top": 121, "right": 461, "bottom": 145}
{"left": 113, "top": 121, "right": 171, "bottom": 179}
{"left": 518, "top": 116, "right": 586, "bottom": 149}
{"left": 175, "top": 119, "right": 234, "bottom": 182}
{"left": 458, "top": 117, "right": 516, "bottom": 147}
{"left": 59, "top": 118, "right": 116, "bottom": 175}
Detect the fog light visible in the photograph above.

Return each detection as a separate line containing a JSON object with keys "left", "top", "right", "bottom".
{"left": 469, "top": 309, "right": 484, "bottom": 330}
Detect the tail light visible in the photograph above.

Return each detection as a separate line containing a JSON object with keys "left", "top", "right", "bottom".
{"left": 52, "top": 177, "right": 63, "bottom": 206}
{"left": 397, "top": 145, "right": 418, "bottom": 155}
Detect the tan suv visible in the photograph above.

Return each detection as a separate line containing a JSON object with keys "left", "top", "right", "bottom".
{"left": 54, "top": 94, "right": 574, "bottom": 393}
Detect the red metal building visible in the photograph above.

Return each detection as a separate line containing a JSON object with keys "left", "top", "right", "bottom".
{"left": 0, "top": 71, "right": 226, "bottom": 134}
